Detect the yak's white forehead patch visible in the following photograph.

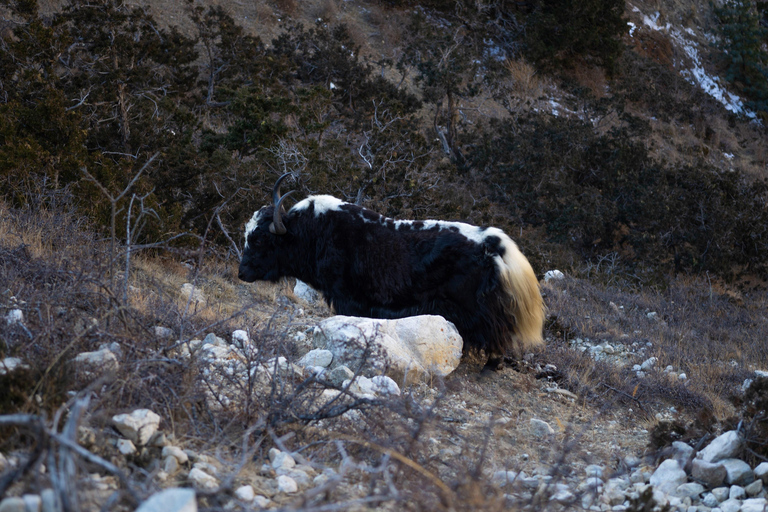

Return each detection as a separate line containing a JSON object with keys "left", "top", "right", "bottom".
{"left": 244, "top": 209, "right": 268, "bottom": 249}
{"left": 292, "top": 195, "right": 346, "bottom": 217}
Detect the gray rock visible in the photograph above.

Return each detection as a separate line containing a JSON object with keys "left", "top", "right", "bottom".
{"left": 0, "top": 497, "right": 25, "bottom": 512}
{"left": 188, "top": 468, "right": 218, "bottom": 490}
{"left": 371, "top": 375, "right": 401, "bottom": 396}
{"left": 530, "top": 418, "right": 555, "bottom": 438}
{"left": 154, "top": 326, "right": 175, "bottom": 339}
{"left": 0, "top": 357, "right": 30, "bottom": 376}
{"left": 712, "top": 486, "right": 731, "bottom": 502}
{"left": 313, "top": 315, "right": 463, "bottom": 383}
{"left": 719, "top": 498, "right": 743, "bottom": 512}
{"left": 698, "top": 431, "right": 743, "bottom": 464}
{"left": 112, "top": 409, "right": 161, "bottom": 446}
{"left": 673, "top": 441, "right": 695, "bottom": 471}
{"left": 755, "top": 463, "right": 768, "bottom": 484}
{"left": 294, "top": 280, "right": 320, "bottom": 303}
{"left": 298, "top": 349, "right": 334, "bottom": 369}
{"left": 745, "top": 479, "right": 763, "bottom": 497}
{"left": 22, "top": 495, "right": 41, "bottom": 512}
{"left": 270, "top": 450, "right": 296, "bottom": 470}
{"left": 702, "top": 492, "right": 720, "bottom": 507}
{"left": 676, "top": 482, "right": 705, "bottom": 499}
{"left": 492, "top": 470, "right": 519, "bottom": 488}
{"left": 721, "top": 458, "right": 754, "bottom": 486}
{"left": 162, "top": 446, "right": 189, "bottom": 465}
{"left": 326, "top": 365, "right": 354, "bottom": 386}
{"left": 135, "top": 488, "right": 196, "bottom": 512}
{"left": 544, "top": 270, "right": 564, "bottom": 281}
{"left": 730, "top": 486, "right": 746, "bottom": 500}
{"left": 641, "top": 357, "right": 657, "bottom": 371}
{"left": 180, "top": 284, "right": 206, "bottom": 305}
{"left": 650, "top": 459, "right": 688, "bottom": 494}
{"left": 692, "top": 458, "right": 727, "bottom": 488}
{"left": 41, "top": 489, "right": 61, "bottom": 512}
{"left": 73, "top": 348, "right": 119, "bottom": 375}
{"left": 277, "top": 475, "right": 298, "bottom": 494}
{"left": 586, "top": 465, "right": 604, "bottom": 478}
{"left": 741, "top": 498, "right": 768, "bottom": 512}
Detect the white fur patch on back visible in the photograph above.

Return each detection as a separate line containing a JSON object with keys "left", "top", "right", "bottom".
{"left": 292, "top": 195, "right": 345, "bottom": 216}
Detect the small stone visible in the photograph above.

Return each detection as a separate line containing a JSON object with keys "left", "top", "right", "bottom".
{"left": 162, "top": 446, "right": 189, "bottom": 465}
{"left": 650, "top": 459, "right": 687, "bottom": 494}
{"left": 586, "top": 465, "right": 604, "bottom": 478}
{"left": 231, "top": 330, "right": 249, "bottom": 346}
{"left": 188, "top": 468, "right": 218, "bottom": 490}
{"left": 721, "top": 458, "right": 754, "bottom": 485}
{"left": 530, "top": 418, "right": 555, "bottom": 437}
{"left": 492, "top": 470, "right": 519, "bottom": 488}
{"left": 712, "top": 486, "right": 730, "bottom": 502}
{"left": 277, "top": 475, "right": 298, "bottom": 494}
{"left": 678, "top": 373, "right": 687, "bottom": 381}
{"left": 112, "top": 409, "right": 161, "bottom": 446}
{"left": 698, "top": 431, "right": 743, "bottom": 464}
{"left": 22, "top": 495, "right": 41, "bottom": 512}
{"left": 297, "top": 349, "right": 333, "bottom": 369}
{"left": 134, "top": 488, "right": 196, "bottom": 512}
{"left": 0, "top": 497, "right": 25, "bottom": 512}
{"left": 742, "top": 498, "right": 768, "bottom": 512}
{"left": 745, "top": 478, "right": 763, "bottom": 496}
{"left": 253, "top": 496, "right": 271, "bottom": 508}
{"left": 371, "top": 375, "right": 401, "bottom": 396}
{"left": 326, "top": 365, "right": 355, "bottom": 386}
{"left": 672, "top": 441, "right": 695, "bottom": 470}
{"left": 74, "top": 348, "right": 119, "bottom": 375}
{"left": 154, "top": 326, "right": 175, "bottom": 339}
{"left": 235, "top": 485, "right": 255, "bottom": 501}
{"left": 544, "top": 270, "right": 564, "bottom": 282}
{"left": 701, "top": 492, "right": 719, "bottom": 507}
{"left": 270, "top": 450, "right": 296, "bottom": 470}
{"left": 691, "top": 459, "right": 727, "bottom": 488}
{"left": 116, "top": 439, "right": 136, "bottom": 455}
{"left": 0, "top": 357, "right": 30, "bottom": 376}
{"left": 640, "top": 357, "right": 657, "bottom": 371}
{"left": 164, "top": 456, "right": 180, "bottom": 475}
{"left": 730, "top": 485, "right": 746, "bottom": 500}
{"left": 294, "top": 280, "right": 320, "bottom": 303}
{"left": 676, "top": 482, "right": 705, "bottom": 499}
{"left": 40, "top": 489, "right": 60, "bottom": 512}
{"left": 719, "top": 498, "right": 743, "bottom": 512}
{"left": 755, "top": 462, "right": 768, "bottom": 483}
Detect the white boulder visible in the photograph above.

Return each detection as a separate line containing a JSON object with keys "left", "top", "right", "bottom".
{"left": 135, "top": 488, "right": 196, "bottom": 512}
{"left": 697, "top": 431, "right": 743, "bottom": 463}
{"left": 313, "top": 315, "right": 463, "bottom": 382}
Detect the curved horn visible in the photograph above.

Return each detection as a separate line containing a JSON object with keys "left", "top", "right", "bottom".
{"left": 269, "top": 190, "right": 296, "bottom": 235}
{"left": 272, "top": 173, "right": 293, "bottom": 207}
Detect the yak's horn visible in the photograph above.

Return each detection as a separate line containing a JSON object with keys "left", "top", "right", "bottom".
{"left": 270, "top": 173, "right": 295, "bottom": 235}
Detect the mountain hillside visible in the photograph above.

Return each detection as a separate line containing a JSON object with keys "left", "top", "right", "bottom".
{"left": 1, "top": 0, "right": 768, "bottom": 511}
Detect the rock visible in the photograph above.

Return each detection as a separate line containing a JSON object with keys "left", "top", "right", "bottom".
{"left": 712, "top": 486, "right": 730, "bottom": 502}
{"left": 702, "top": 492, "right": 719, "bottom": 507}
{"left": 730, "top": 485, "right": 747, "bottom": 500}
{"left": 326, "top": 366, "right": 354, "bottom": 386}
{"left": 675, "top": 482, "right": 705, "bottom": 499}
{"left": 294, "top": 280, "right": 320, "bottom": 303}
{"left": 162, "top": 446, "right": 189, "bottom": 465}
{"left": 22, "top": 495, "right": 41, "bottom": 512}
{"left": 280, "top": 468, "right": 311, "bottom": 488}
{"left": 180, "top": 284, "right": 206, "bottom": 305}
{"left": 530, "top": 418, "right": 555, "bottom": 437}
{"left": 135, "top": 488, "right": 196, "bottom": 512}
{"left": 154, "top": 326, "right": 175, "bottom": 339}
{"left": 0, "top": 357, "right": 30, "bottom": 376}
{"left": 313, "top": 315, "right": 463, "bottom": 382}
{"left": 297, "top": 349, "right": 334, "bottom": 369}
{"left": 672, "top": 441, "right": 695, "bottom": 471}
{"left": 253, "top": 496, "right": 271, "bottom": 508}
{"left": 492, "top": 470, "right": 519, "bottom": 488}
{"left": 163, "top": 456, "right": 180, "bottom": 475}
{"left": 755, "top": 462, "right": 768, "bottom": 483}
{"left": 640, "top": 357, "right": 657, "bottom": 371}
{"left": 74, "top": 348, "right": 119, "bottom": 374}
{"left": 585, "top": 465, "right": 604, "bottom": 478}
{"left": 745, "top": 478, "right": 763, "bottom": 496}
{"left": 235, "top": 485, "right": 255, "bottom": 502}
{"left": 698, "top": 431, "right": 743, "bottom": 463}
{"left": 112, "top": 409, "right": 162, "bottom": 446}
{"left": 188, "top": 468, "right": 218, "bottom": 490}
{"left": 650, "top": 459, "right": 688, "bottom": 494}
{"left": 5, "top": 309, "right": 24, "bottom": 325}
{"left": 277, "top": 475, "right": 298, "bottom": 494}
{"left": 231, "top": 330, "right": 249, "bottom": 346}
{"left": 719, "top": 498, "right": 743, "bottom": 512}
{"left": 0, "top": 497, "right": 25, "bottom": 512}
{"left": 270, "top": 449, "right": 296, "bottom": 470}
{"left": 691, "top": 458, "right": 727, "bottom": 488}
{"left": 742, "top": 498, "right": 768, "bottom": 512}
{"left": 41, "top": 489, "right": 60, "bottom": 512}
{"left": 116, "top": 439, "right": 136, "bottom": 455}
{"left": 371, "top": 375, "right": 400, "bottom": 396}
{"left": 721, "top": 458, "right": 754, "bottom": 485}
{"left": 544, "top": 270, "right": 565, "bottom": 282}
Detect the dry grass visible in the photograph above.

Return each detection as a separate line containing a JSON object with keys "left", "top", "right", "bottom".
{"left": 504, "top": 58, "right": 543, "bottom": 102}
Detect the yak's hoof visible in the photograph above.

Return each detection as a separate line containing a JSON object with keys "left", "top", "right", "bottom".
{"left": 483, "top": 356, "right": 505, "bottom": 372}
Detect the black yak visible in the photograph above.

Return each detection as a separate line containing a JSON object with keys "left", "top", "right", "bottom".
{"left": 238, "top": 174, "right": 545, "bottom": 368}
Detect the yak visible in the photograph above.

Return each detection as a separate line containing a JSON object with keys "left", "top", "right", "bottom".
{"left": 238, "top": 173, "right": 545, "bottom": 369}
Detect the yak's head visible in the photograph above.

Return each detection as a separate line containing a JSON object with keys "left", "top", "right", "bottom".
{"left": 238, "top": 173, "right": 295, "bottom": 283}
